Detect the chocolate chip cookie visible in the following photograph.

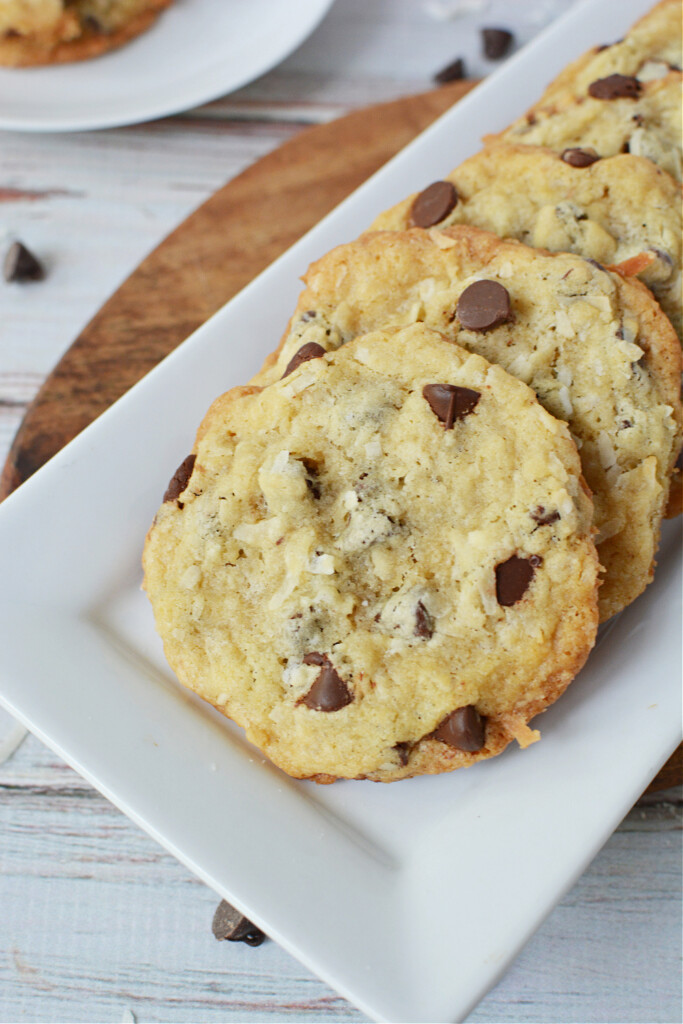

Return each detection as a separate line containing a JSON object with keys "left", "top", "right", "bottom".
{"left": 0, "top": 0, "right": 172, "bottom": 66}
{"left": 534, "top": 0, "right": 682, "bottom": 111}
{"left": 370, "top": 144, "right": 682, "bottom": 339}
{"left": 492, "top": 72, "right": 682, "bottom": 182}
{"left": 143, "top": 324, "right": 599, "bottom": 782}
{"left": 255, "top": 226, "right": 682, "bottom": 621}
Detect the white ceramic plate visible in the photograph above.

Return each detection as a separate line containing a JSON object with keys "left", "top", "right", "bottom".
{"left": 0, "top": 0, "right": 334, "bottom": 132}
{"left": 0, "top": 1, "right": 680, "bottom": 1020}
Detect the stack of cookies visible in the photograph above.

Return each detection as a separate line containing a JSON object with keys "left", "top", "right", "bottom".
{"left": 143, "top": 0, "right": 682, "bottom": 784}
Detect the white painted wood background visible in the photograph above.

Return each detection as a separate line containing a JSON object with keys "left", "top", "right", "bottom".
{"left": 0, "top": 2, "right": 681, "bottom": 1022}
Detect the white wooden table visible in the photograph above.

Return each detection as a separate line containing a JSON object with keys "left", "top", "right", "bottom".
{"left": 0, "top": 2, "right": 681, "bottom": 1021}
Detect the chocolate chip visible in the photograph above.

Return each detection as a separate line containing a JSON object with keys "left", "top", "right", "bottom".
{"left": 456, "top": 280, "right": 512, "bottom": 331}
{"left": 482, "top": 27, "right": 514, "bottom": 60}
{"left": 394, "top": 742, "right": 411, "bottom": 766}
{"left": 434, "top": 57, "right": 465, "bottom": 84}
{"left": 530, "top": 505, "right": 560, "bottom": 526}
{"left": 675, "top": 449, "right": 683, "bottom": 471}
{"left": 495, "top": 554, "right": 539, "bottom": 606}
{"left": 422, "top": 384, "right": 480, "bottom": 428}
{"left": 3, "top": 241, "right": 44, "bottom": 283}
{"left": 410, "top": 181, "right": 458, "bottom": 228}
{"left": 561, "top": 147, "right": 600, "bottom": 167}
{"left": 301, "top": 654, "right": 353, "bottom": 712}
{"left": 300, "top": 310, "right": 317, "bottom": 322}
{"left": 212, "top": 900, "right": 266, "bottom": 947}
{"left": 433, "top": 706, "right": 486, "bottom": 751}
{"left": 82, "top": 15, "right": 104, "bottom": 32}
{"left": 163, "top": 454, "right": 196, "bottom": 505}
{"left": 282, "top": 342, "right": 326, "bottom": 378}
{"left": 414, "top": 601, "right": 434, "bottom": 639}
{"left": 588, "top": 74, "right": 641, "bottom": 100}
{"left": 300, "top": 457, "right": 321, "bottom": 499}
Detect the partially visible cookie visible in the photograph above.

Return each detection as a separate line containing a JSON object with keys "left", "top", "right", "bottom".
{"left": 534, "top": 0, "right": 682, "bottom": 110}
{"left": 0, "top": 0, "right": 172, "bottom": 66}
{"left": 370, "top": 144, "right": 683, "bottom": 339}
{"left": 143, "top": 324, "right": 599, "bottom": 783}
{"left": 256, "top": 227, "right": 682, "bottom": 621}
{"left": 492, "top": 72, "right": 682, "bottom": 182}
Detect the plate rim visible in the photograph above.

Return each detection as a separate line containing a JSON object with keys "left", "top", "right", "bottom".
{"left": 0, "top": 0, "right": 336, "bottom": 132}
{"left": 0, "top": 1, "right": 679, "bottom": 1021}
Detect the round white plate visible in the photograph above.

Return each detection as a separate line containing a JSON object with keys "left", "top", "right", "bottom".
{"left": 0, "top": 0, "right": 334, "bottom": 132}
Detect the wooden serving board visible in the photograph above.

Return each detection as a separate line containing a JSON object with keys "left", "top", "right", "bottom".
{"left": 1, "top": 81, "right": 679, "bottom": 791}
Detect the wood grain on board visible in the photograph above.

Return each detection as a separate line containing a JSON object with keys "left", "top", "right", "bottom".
{"left": 0, "top": 78, "right": 679, "bottom": 790}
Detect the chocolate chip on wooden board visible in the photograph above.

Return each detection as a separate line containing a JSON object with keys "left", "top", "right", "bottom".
{"left": 163, "top": 454, "right": 196, "bottom": 506}
{"left": 588, "top": 74, "right": 642, "bottom": 100}
{"left": 433, "top": 57, "right": 466, "bottom": 84}
{"left": 3, "top": 241, "right": 44, "bottom": 283}
{"left": 433, "top": 705, "right": 486, "bottom": 751}
{"left": 282, "top": 341, "right": 326, "bottom": 378}
{"left": 422, "top": 383, "right": 480, "bottom": 428}
{"left": 410, "top": 181, "right": 458, "bottom": 228}
{"left": 482, "top": 27, "right": 514, "bottom": 60}
{"left": 456, "top": 280, "right": 512, "bottom": 331}
{"left": 212, "top": 900, "right": 266, "bottom": 947}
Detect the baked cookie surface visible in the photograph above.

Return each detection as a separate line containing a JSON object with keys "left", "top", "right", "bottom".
{"left": 534, "top": 0, "right": 682, "bottom": 110}
{"left": 256, "top": 227, "right": 682, "bottom": 621}
{"left": 370, "top": 144, "right": 683, "bottom": 339}
{"left": 0, "top": 0, "right": 172, "bottom": 66}
{"left": 143, "top": 325, "right": 599, "bottom": 782}
{"left": 494, "top": 73, "right": 682, "bottom": 182}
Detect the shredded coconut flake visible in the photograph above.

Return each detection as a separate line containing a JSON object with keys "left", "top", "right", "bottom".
{"left": 180, "top": 564, "right": 202, "bottom": 590}
{"left": 556, "top": 385, "right": 573, "bottom": 418}
{"left": 233, "top": 517, "right": 283, "bottom": 546}
{"left": 555, "top": 309, "right": 575, "bottom": 339}
{"left": 597, "top": 431, "right": 617, "bottom": 471}
{"left": 428, "top": 228, "right": 458, "bottom": 249}
{"left": 637, "top": 59, "right": 671, "bottom": 81}
{"left": 309, "top": 553, "right": 335, "bottom": 575}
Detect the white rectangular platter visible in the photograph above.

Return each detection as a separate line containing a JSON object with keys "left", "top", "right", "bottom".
{"left": 0, "top": 1, "right": 680, "bottom": 1021}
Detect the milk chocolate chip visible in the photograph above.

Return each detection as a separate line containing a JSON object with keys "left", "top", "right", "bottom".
{"left": 163, "top": 454, "right": 196, "bottom": 506}
{"left": 434, "top": 57, "right": 466, "bottom": 84}
{"left": 411, "top": 181, "right": 458, "bottom": 228}
{"left": 434, "top": 706, "right": 486, "bottom": 751}
{"left": 495, "top": 554, "right": 541, "bottom": 606}
{"left": 482, "top": 27, "right": 513, "bottom": 60}
{"left": 3, "top": 241, "right": 44, "bottom": 283}
{"left": 588, "top": 74, "right": 641, "bottom": 100}
{"left": 456, "top": 280, "right": 512, "bottom": 331}
{"left": 282, "top": 342, "right": 326, "bottom": 378}
{"left": 394, "top": 741, "right": 412, "bottom": 766}
{"left": 301, "top": 653, "right": 353, "bottom": 712}
{"left": 422, "top": 384, "right": 480, "bottom": 428}
{"left": 561, "top": 147, "right": 600, "bottom": 167}
{"left": 212, "top": 900, "right": 265, "bottom": 947}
